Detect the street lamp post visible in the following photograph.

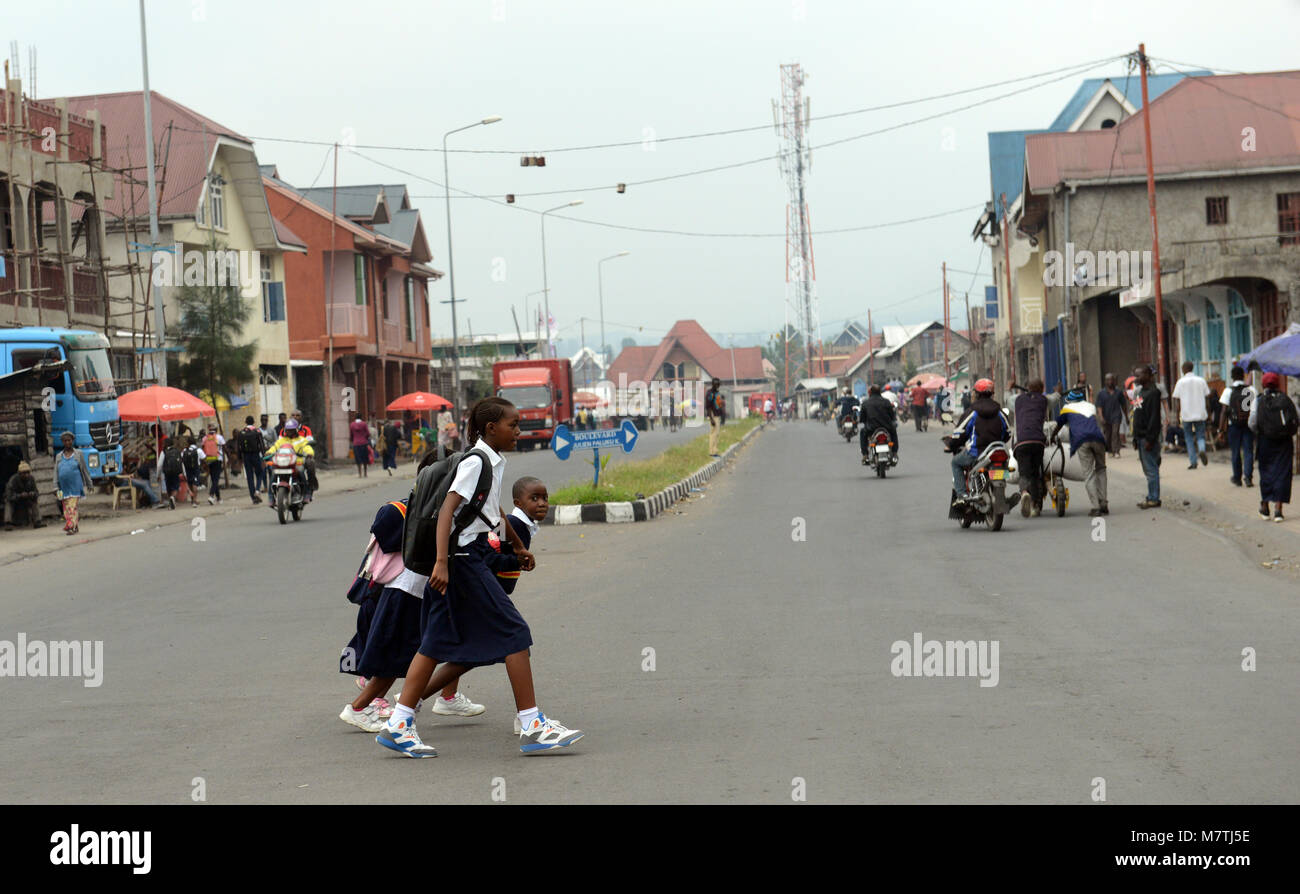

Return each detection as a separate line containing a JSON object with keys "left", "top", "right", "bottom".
{"left": 540, "top": 200, "right": 584, "bottom": 358}
{"left": 597, "top": 251, "right": 630, "bottom": 374}
{"left": 442, "top": 115, "right": 501, "bottom": 410}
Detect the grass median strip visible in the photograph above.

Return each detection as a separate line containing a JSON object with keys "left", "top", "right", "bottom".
{"left": 549, "top": 416, "right": 762, "bottom": 505}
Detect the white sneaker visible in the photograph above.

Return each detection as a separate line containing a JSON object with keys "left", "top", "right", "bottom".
{"left": 431, "top": 692, "right": 485, "bottom": 717}
{"left": 519, "top": 714, "right": 584, "bottom": 753}
{"left": 376, "top": 715, "right": 437, "bottom": 758}
{"left": 339, "top": 703, "right": 384, "bottom": 732}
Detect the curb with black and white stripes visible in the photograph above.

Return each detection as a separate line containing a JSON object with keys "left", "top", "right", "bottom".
{"left": 542, "top": 423, "right": 765, "bottom": 525}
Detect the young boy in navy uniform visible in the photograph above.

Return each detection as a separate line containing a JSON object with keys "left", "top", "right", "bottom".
{"left": 483, "top": 476, "right": 550, "bottom": 734}
{"left": 486, "top": 477, "right": 548, "bottom": 595}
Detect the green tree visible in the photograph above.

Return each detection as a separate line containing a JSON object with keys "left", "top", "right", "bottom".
{"left": 903, "top": 359, "right": 918, "bottom": 382}
{"left": 175, "top": 238, "right": 257, "bottom": 411}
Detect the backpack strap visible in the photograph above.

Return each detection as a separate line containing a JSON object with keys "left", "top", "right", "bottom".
{"left": 449, "top": 448, "right": 497, "bottom": 547}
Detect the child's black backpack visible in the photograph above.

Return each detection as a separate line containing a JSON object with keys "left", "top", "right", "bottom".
{"left": 402, "top": 448, "right": 494, "bottom": 576}
{"left": 162, "top": 445, "right": 183, "bottom": 475}
{"left": 1227, "top": 383, "right": 1252, "bottom": 427}
{"left": 181, "top": 446, "right": 201, "bottom": 474}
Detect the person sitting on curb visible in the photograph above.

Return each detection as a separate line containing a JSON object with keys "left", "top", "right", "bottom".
{"left": 4, "top": 461, "right": 45, "bottom": 529}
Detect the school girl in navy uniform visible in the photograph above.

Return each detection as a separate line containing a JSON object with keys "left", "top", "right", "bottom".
{"left": 376, "top": 397, "right": 584, "bottom": 757}
{"left": 340, "top": 491, "right": 485, "bottom": 732}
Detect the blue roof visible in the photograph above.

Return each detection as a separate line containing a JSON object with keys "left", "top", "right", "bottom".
{"left": 1047, "top": 71, "right": 1206, "bottom": 131}
{"left": 986, "top": 70, "right": 1212, "bottom": 222}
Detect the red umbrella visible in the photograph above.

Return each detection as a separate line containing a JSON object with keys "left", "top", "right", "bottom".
{"left": 387, "top": 391, "right": 452, "bottom": 412}
{"left": 574, "top": 391, "right": 604, "bottom": 408}
{"left": 117, "top": 385, "right": 217, "bottom": 422}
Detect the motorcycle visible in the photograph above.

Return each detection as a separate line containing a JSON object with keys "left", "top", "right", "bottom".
{"left": 839, "top": 409, "right": 859, "bottom": 442}
{"left": 268, "top": 444, "right": 308, "bottom": 524}
{"left": 948, "top": 440, "right": 1017, "bottom": 531}
{"left": 865, "top": 428, "right": 898, "bottom": 478}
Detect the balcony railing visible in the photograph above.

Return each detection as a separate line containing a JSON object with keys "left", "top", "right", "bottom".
{"left": 329, "top": 303, "right": 369, "bottom": 338}
{"left": 381, "top": 319, "right": 403, "bottom": 352}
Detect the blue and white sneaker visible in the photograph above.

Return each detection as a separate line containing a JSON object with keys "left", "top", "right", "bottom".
{"left": 376, "top": 716, "right": 437, "bottom": 758}
{"left": 519, "top": 714, "right": 584, "bottom": 754}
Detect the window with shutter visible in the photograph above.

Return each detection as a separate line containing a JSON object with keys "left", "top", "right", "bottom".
{"left": 405, "top": 276, "right": 416, "bottom": 342}
{"left": 1279, "top": 193, "right": 1300, "bottom": 247}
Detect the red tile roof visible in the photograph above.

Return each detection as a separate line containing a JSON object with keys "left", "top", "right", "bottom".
{"left": 64, "top": 90, "right": 249, "bottom": 221}
{"left": 605, "top": 320, "right": 770, "bottom": 383}
{"left": 1025, "top": 71, "right": 1300, "bottom": 193}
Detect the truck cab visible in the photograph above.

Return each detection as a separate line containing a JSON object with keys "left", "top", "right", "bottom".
{"left": 0, "top": 327, "right": 122, "bottom": 479}
{"left": 493, "top": 358, "right": 574, "bottom": 450}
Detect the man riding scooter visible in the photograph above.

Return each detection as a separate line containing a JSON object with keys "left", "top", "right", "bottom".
{"left": 858, "top": 384, "right": 899, "bottom": 465}
{"left": 264, "top": 419, "right": 317, "bottom": 501}
{"left": 944, "top": 378, "right": 1017, "bottom": 509}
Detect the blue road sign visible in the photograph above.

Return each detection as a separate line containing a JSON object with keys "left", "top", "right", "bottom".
{"left": 551, "top": 420, "right": 639, "bottom": 460}
{"left": 550, "top": 423, "right": 574, "bottom": 460}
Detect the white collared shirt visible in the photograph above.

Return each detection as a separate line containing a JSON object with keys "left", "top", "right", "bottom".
{"left": 510, "top": 505, "right": 540, "bottom": 539}
{"left": 449, "top": 440, "right": 505, "bottom": 546}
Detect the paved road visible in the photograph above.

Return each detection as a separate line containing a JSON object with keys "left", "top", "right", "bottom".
{"left": 1, "top": 419, "right": 1295, "bottom": 803}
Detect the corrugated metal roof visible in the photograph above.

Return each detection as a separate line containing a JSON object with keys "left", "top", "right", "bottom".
{"left": 297, "top": 185, "right": 383, "bottom": 219}
{"left": 1025, "top": 71, "right": 1300, "bottom": 192}
{"left": 986, "top": 71, "right": 1209, "bottom": 221}
{"left": 64, "top": 91, "right": 247, "bottom": 221}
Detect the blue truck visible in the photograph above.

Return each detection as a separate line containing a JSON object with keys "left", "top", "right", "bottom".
{"left": 0, "top": 327, "right": 122, "bottom": 479}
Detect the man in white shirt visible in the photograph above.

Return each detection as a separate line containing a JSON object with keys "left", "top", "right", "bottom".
{"left": 1172, "top": 361, "right": 1211, "bottom": 468}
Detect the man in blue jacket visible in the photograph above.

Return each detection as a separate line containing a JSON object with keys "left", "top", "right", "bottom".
{"left": 1055, "top": 395, "right": 1109, "bottom": 516}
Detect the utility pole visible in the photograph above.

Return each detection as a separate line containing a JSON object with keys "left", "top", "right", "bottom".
{"left": 868, "top": 308, "right": 875, "bottom": 384}
{"left": 1000, "top": 192, "right": 1016, "bottom": 386}
{"left": 776, "top": 63, "right": 819, "bottom": 385}
{"left": 1137, "top": 43, "right": 1167, "bottom": 391}
{"left": 325, "top": 142, "right": 337, "bottom": 458}
{"left": 138, "top": 0, "right": 165, "bottom": 386}
{"left": 942, "top": 262, "right": 950, "bottom": 381}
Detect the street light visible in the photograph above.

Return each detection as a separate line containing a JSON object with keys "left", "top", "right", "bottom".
{"left": 540, "top": 200, "right": 584, "bottom": 358}
{"left": 598, "top": 251, "right": 631, "bottom": 374}
{"left": 442, "top": 115, "right": 501, "bottom": 411}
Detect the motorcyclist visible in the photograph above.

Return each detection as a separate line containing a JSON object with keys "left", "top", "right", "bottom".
{"left": 265, "top": 419, "right": 317, "bottom": 501}
{"left": 858, "top": 384, "right": 899, "bottom": 464}
{"left": 835, "top": 387, "right": 859, "bottom": 426}
{"left": 943, "top": 378, "right": 1013, "bottom": 504}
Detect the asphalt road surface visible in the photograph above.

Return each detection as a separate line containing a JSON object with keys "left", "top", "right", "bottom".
{"left": 1, "top": 419, "right": 1296, "bottom": 803}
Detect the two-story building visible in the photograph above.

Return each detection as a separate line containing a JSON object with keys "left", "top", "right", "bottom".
{"left": 1015, "top": 71, "right": 1300, "bottom": 395}
{"left": 973, "top": 70, "right": 1208, "bottom": 389}
{"left": 262, "top": 177, "right": 440, "bottom": 458}
{"left": 66, "top": 90, "right": 303, "bottom": 422}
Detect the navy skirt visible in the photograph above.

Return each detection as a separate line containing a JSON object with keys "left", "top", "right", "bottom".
{"left": 357, "top": 585, "right": 424, "bottom": 678}
{"left": 419, "top": 535, "right": 533, "bottom": 668}
{"left": 340, "top": 583, "right": 381, "bottom": 676}
{"left": 1257, "top": 436, "right": 1293, "bottom": 503}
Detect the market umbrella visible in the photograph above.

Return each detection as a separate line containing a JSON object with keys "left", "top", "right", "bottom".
{"left": 574, "top": 391, "right": 603, "bottom": 408}
{"left": 1238, "top": 323, "right": 1300, "bottom": 376}
{"left": 387, "top": 391, "right": 452, "bottom": 412}
{"left": 118, "top": 385, "right": 217, "bottom": 422}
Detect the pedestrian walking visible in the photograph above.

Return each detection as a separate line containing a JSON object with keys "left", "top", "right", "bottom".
{"left": 375, "top": 397, "right": 582, "bottom": 758}
{"left": 910, "top": 383, "right": 929, "bottom": 432}
{"left": 1045, "top": 382, "right": 1065, "bottom": 420}
{"left": 257, "top": 415, "right": 276, "bottom": 492}
{"left": 181, "top": 436, "right": 203, "bottom": 505}
{"left": 1013, "top": 379, "right": 1049, "bottom": 517}
{"left": 160, "top": 437, "right": 183, "bottom": 509}
{"left": 1172, "top": 361, "right": 1211, "bottom": 468}
{"left": 55, "top": 431, "right": 92, "bottom": 535}
{"left": 1249, "top": 371, "right": 1298, "bottom": 522}
{"left": 274, "top": 412, "right": 287, "bottom": 437}
{"left": 1095, "top": 373, "right": 1129, "bottom": 457}
{"left": 960, "top": 385, "right": 972, "bottom": 413}
{"left": 350, "top": 417, "right": 371, "bottom": 478}
{"left": 4, "top": 461, "right": 44, "bottom": 529}
{"left": 382, "top": 418, "right": 400, "bottom": 474}
{"left": 1218, "top": 366, "right": 1256, "bottom": 487}
{"left": 1054, "top": 394, "right": 1109, "bottom": 516}
{"left": 235, "top": 417, "right": 266, "bottom": 503}
{"left": 201, "top": 426, "right": 225, "bottom": 504}
{"left": 705, "top": 377, "right": 726, "bottom": 456}
{"left": 1132, "top": 365, "right": 1163, "bottom": 509}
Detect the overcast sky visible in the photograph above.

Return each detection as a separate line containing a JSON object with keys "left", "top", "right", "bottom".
{"left": 11, "top": 0, "right": 1300, "bottom": 351}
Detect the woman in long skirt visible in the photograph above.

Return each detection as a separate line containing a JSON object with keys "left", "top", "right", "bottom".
{"left": 56, "top": 432, "right": 92, "bottom": 535}
{"left": 1249, "top": 372, "right": 1295, "bottom": 522}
